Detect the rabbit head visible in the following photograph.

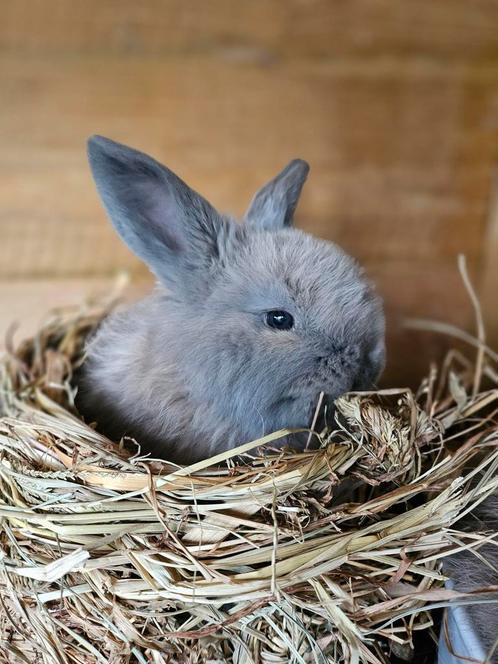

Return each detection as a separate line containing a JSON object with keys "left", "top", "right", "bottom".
{"left": 82, "top": 137, "right": 385, "bottom": 462}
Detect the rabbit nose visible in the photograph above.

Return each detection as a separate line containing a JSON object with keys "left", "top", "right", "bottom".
{"left": 317, "top": 344, "right": 361, "bottom": 369}
{"left": 327, "top": 341, "right": 348, "bottom": 355}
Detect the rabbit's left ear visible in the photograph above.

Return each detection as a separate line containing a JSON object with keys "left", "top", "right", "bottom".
{"left": 244, "top": 159, "right": 309, "bottom": 231}
{"left": 87, "top": 135, "right": 226, "bottom": 298}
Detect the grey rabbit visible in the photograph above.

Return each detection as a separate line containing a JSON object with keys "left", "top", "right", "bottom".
{"left": 77, "top": 136, "right": 385, "bottom": 464}
{"left": 440, "top": 494, "right": 498, "bottom": 663}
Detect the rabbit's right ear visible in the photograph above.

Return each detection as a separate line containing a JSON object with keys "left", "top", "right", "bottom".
{"left": 87, "top": 136, "right": 225, "bottom": 296}
{"left": 245, "top": 159, "right": 309, "bottom": 231}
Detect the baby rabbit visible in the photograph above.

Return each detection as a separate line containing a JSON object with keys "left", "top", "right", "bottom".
{"left": 441, "top": 494, "right": 498, "bottom": 662}
{"left": 77, "top": 136, "right": 385, "bottom": 463}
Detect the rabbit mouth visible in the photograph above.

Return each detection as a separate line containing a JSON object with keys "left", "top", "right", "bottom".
{"left": 272, "top": 392, "right": 332, "bottom": 413}
{"left": 307, "top": 393, "right": 341, "bottom": 429}
{"left": 269, "top": 392, "right": 340, "bottom": 431}
{"left": 269, "top": 394, "right": 316, "bottom": 430}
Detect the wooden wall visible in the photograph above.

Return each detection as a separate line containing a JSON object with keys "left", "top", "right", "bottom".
{"left": 1, "top": 1, "right": 498, "bottom": 385}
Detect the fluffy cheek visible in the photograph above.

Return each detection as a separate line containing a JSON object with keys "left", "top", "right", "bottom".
{"left": 181, "top": 320, "right": 254, "bottom": 400}
{"left": 188, "top": 316, "right": 313, "bottom": 435}
{"left": 226, "top": 344, "right": 311, "bottom": 433}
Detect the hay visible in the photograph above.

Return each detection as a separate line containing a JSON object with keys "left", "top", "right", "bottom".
{"left": 0, "top": 298, "right": 497, "bottom": 664}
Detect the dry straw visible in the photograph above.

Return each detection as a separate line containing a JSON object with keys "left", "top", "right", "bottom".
{"left": 0, "top": 268, "right": 497, "bottom": 663}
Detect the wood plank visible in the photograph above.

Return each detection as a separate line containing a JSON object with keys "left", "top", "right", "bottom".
{"left": 0, "top": 278, "right": 148, "bottom": 352}
{"left": 371, "top": 260, "right": 477, "bottom": 386}
{"left": 480, "top": 170, "right": 498, "bottom": 348}
{"left": 1, "top": 1, "right": 498, "bottom": 62}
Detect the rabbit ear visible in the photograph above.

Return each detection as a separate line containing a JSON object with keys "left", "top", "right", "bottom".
{"left": 87, "top": 136, "right": 225, "bottom": 295}
{"left": 245, "top": 159, "right": 309, "bottom": 230}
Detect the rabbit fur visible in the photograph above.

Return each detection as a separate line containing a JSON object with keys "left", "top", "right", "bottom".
{"left": 77, "top": 136, "right": 385, "bottom": 463}
{"left": 442, "top": 494, "right": 498, "bottom": 661}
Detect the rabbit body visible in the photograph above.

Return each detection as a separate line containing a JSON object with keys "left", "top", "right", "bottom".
{"left": 77, "top": 137, "right": 385, "bottom": 463}
{"left": 442, "top": 494, "right": 498, "bottom": 661}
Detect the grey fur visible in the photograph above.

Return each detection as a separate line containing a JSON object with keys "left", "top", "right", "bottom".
{"left": 78, "top": 136, "right": 385, "bottom": 463}
{"left": 443, "top": 494, "right": 498, "bottom": 659}
{"left": 245, "top": 159, "right": 310, "bottom": 230}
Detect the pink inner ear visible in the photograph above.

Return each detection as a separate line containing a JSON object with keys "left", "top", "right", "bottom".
{"left": 138, "top": 179, "right": 187, "bottom": 255}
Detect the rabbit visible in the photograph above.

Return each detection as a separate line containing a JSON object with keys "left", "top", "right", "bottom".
{"left": 76, "top": 136, "right": 385, "bottom": 464}
{"left": 441, "top": 493, "right": 498, "bottom": 663}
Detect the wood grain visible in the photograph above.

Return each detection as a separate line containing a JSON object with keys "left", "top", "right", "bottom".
{"left": 2, "top": 1, "right": 498, "bottom": 61}
{"left": 0, "top": 278, "right": 149, "bottom": 353}
{"left": 480, "top": 170, "right": 498, "bottom": 342}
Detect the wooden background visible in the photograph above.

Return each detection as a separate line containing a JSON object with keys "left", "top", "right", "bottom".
{"left": 1, "top": 1, "right": 498, "bottom": 385}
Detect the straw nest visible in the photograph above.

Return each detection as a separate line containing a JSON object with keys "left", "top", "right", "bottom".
{"left": 0, "top": 297, "right": 497, "bottom": 664}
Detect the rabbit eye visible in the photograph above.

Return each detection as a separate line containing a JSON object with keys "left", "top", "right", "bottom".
{"left": 265, "top": 310, "right": 294, "bottom": 330}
